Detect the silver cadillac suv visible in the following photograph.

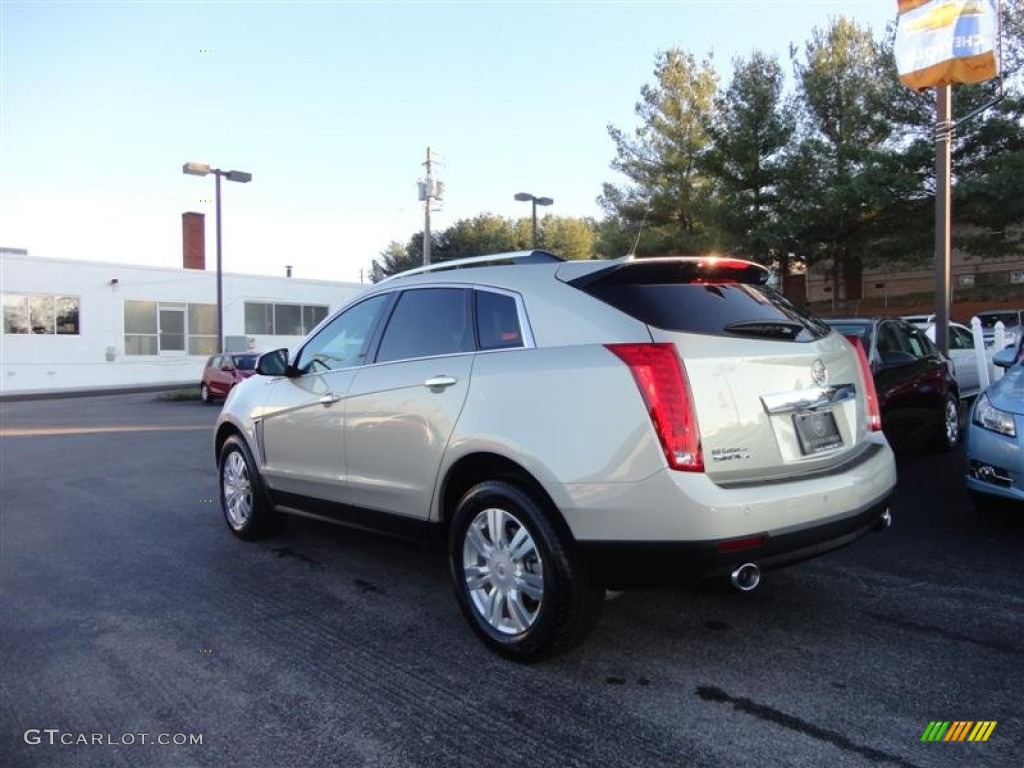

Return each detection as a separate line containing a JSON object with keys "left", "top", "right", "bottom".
{"left": 214, "top": 251, "right": 896, "bottom": 660}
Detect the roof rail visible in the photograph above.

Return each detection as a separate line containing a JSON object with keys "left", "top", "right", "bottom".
{"left": 382, "top": 250, "right": 563, "bottom": 282}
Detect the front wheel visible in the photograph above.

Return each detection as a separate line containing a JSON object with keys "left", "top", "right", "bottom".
{"left": 218, "top": 435, "right": 283, "bottom": 539}
{"left": 448, "top": 480, "right": 602, "bottom": 661}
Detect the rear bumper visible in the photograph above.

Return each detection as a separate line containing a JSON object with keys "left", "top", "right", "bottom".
{"left": 577, "top": 496, "right": 892, "bottom": 589}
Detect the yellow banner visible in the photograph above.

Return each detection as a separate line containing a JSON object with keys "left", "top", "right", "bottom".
{"left": 894, "top": 0, "right": 1000, "bottom": 90}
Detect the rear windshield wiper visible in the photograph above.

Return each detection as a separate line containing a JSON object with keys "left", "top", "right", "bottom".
{"left": 724, "top": 320, "right": 805, "bottom": 340}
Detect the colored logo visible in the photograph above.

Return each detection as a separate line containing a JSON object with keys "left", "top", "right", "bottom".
{"left": 921, "top": 721, "right": 997, "bottom": 742}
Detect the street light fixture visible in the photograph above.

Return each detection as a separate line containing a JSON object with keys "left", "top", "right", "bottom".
{"left": 182, "top": 162, "right": 252, "bottom": 354}
{"left": 514, "top": 192, "right": 553, "bottom": 248}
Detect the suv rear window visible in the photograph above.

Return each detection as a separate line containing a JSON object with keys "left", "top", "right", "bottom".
{"left": 978, "top": 311, "right": 1021, "bottom": 328}
{"left": 571, "top": 259, "right": 830, "bottom": 342}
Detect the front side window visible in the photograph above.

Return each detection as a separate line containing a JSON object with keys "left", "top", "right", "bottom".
{"left": 876, "top": 323, "right": 904, "bottom": 356}
{"left": 376, "top": 288, "right": 473, "bottom": 364}
{"left": 295, "top": 294, "right": 389, "bottom": 374}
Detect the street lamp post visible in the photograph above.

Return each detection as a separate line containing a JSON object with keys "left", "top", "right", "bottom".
{"left": 182, "top": 162, "right": 252, "bottom": 354}
{"left": 514, "top": 192, "right": 553, "bottom": 248}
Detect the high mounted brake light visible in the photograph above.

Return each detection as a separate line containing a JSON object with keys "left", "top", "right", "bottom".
{"left": 844, "top": 335, "right": 882, "bottom": 432}
{"left": 606, "top": 343, "right": 703, "bottom": 472}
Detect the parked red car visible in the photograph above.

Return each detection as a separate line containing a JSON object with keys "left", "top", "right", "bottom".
{"left": 200, "top": 353, "right": 260, "bottom": 403}
{"left": 824, "top": 318, "right": 960, "bottom": 451}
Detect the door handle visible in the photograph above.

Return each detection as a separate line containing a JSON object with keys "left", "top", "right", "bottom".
{"left": 319, "top": 393, "right": 340, "bottom": 405}
{"left": 424, "top": 375, "right": 457, "bottom": 389}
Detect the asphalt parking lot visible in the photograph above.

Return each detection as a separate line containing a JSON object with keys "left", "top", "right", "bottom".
{"left": 1, "top": 393, "right": 1021, "bottom": 767}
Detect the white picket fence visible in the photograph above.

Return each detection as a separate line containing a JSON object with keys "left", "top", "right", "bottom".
{"left": 969, "top": 318, "right": 1008, "bottom": 390}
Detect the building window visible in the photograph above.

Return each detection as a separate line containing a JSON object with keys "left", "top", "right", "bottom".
{"left": 2, "top": 293, "right": 80, "bottom": 335}
{"left": 245, "top": 302, "right": 274, "bottom": 335}
{"left": 56, "top": 296, "right": 80, "bottom": 334}
{"left": 124, "top": 300, "right": 158, "bottom": 355}
{"left": 244, "top": 301, "right": 330, "bottom": 336}
{"left": 124, "top": 300, "right": 216, "bottom": 355}
{"left": 274, "top": 303, "right": 303, "bottom": 336}
{"left": 188, "top": 303, "right": 217, "bottom": 355}
{"left": 303, "top": 304, "right": 329, "bottom": 332}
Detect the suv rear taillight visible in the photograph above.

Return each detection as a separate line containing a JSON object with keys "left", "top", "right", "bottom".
{"left": 844, "top": 335, "right": 882, "bottom": 432}
{"left": 606, "top": 343, "right": 703, "bottom": 472}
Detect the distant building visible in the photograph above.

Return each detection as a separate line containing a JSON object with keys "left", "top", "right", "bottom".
{"left": 1, "top": 232, "right": 363, "bottom": 396}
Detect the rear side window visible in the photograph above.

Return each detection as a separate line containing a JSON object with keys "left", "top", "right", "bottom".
{"left": 572, "top": 260, "right": 830, "bottom": 341}
{"left": 476, "top": 290, "right": 523, "bottom": 350}
{"left": 376, "top": 288, "right": 473, "bottom": 363}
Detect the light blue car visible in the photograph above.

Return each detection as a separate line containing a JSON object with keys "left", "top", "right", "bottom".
{"left": 965, "top": 339, "right": 1024, "bottom": 506}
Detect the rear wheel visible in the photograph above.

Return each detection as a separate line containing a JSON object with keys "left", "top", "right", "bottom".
{"left": 218, "top": 435, "right": 283, "bottom": 539}
{"left": 200, "top": 383, "right": 214, "bottom": 404}
{"left": 932, "top": 393, "right": 960, "bottom": 451}
{"left": 448, "top": 480, "right": 602, "bottom": 661}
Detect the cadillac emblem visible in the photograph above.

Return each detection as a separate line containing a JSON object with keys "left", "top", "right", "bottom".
{"left": 811, "top": 359, "right": 828, "bottom": 387}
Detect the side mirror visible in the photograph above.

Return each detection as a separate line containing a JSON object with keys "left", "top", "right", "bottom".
{"left": 256, "top": 348, "right": 291, "bottom": 376}
{"left": 992, "top": 347, "right": 1018, "bottom": 369}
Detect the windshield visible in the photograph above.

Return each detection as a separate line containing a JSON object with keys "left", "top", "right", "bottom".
{"left": 232, "top": 354, "right": 259, "bottom": 371}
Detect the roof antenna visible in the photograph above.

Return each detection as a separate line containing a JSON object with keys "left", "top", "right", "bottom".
{"left": 628, "top": 204, "right": 651, "bottom": 258}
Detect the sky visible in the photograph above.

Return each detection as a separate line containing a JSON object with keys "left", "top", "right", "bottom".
{"left": 0, "top": 0, "right": 899, "bottom": 285}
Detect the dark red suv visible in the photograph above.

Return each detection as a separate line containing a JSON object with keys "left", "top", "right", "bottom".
{"left": 200, "top": 353, "right": 259, "bottom": 403}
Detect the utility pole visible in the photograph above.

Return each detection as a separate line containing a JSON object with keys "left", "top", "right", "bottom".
{"left": 418, "top": 147, "right": 444, "bottom": 266}
{"left": 423, "top": 147, "right": 432, "bottom": 266}
{"left": 934, "top": 85, "right": 953, "bottom": 355}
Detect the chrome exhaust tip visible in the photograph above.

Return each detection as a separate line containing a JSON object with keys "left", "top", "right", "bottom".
{"left": 875, "top": 508, "right": 892, "bottom": 531}
{"left": 730, "top": 563, "right": 761, "bottom": 592}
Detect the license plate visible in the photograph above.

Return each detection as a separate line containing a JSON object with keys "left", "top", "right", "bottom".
{"left": 793, "top": 410, "right": 843, "bottom": 455}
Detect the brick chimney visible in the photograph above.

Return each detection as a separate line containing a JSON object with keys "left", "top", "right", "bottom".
{"left": 182, "top": 212, "right": 206, "bottom": 270}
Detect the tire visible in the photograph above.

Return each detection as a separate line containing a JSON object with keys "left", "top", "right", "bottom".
{"left": 200, "top": 383, "right": 214, "bottom": 404}
{"left": 931, "top": 393, "right": 960, "bottom": 451}
{"left": 448, "top": 480, "right": 602, "bottom": 661}
{"left": 218, "top": 435, "right": 283, "bottom": 540}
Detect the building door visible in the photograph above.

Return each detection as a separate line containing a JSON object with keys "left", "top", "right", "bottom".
{"left": 159, "top": 306, "right": 186, "bottom": 355}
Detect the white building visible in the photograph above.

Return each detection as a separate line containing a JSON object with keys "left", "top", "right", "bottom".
{"left": 1, "top": 248, "right": 364, "bottom": 396}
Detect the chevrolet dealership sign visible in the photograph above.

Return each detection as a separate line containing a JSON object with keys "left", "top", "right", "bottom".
{"left": 895, "top": 0, "right": 1000, "bottom": 90}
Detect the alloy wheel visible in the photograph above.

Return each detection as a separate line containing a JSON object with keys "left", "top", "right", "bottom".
{"left": 462, "top": 507, "right": 544, "bottom": 635}
{"left": 222, "top": 450, "right": 252, "bottom": 530}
